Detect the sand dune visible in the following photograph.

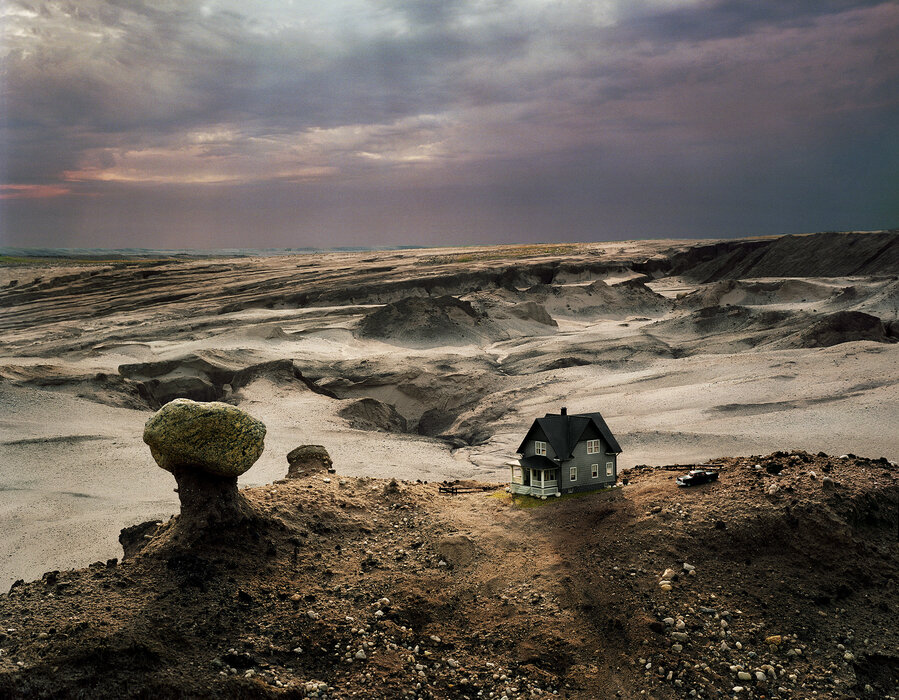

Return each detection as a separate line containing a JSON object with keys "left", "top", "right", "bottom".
{"left": 1, "top": 230, "right": 897, "bottom": 589}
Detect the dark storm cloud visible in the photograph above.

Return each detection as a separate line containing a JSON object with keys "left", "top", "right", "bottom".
{"left": 1, "top": 0, "right": 897, "bottom": 244}
{"left": 618, "top": 0, "right": 892, "bottom": 42}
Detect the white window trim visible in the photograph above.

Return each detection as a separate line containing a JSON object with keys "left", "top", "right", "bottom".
{"left": 586, "top": 439, "right": 600, "bottom": 454}
{"left": 591, "top": 463, "right": 599, "bottom": 478}
{"left": 569, "top": 466, "right": 577, "bottom": 481}
{"left": 534, "top": 440, "right": 547, "bottom": 456}
{"left": 605, "top": 461, "right": 614, "bottom": 477}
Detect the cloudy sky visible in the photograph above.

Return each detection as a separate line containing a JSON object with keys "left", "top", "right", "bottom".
{"left": 1, "top": 0, "right": 897, "bottom": 248}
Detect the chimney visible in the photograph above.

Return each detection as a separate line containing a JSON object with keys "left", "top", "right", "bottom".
{"left": 560, "top": 406, "right": 567, "bottom": 416}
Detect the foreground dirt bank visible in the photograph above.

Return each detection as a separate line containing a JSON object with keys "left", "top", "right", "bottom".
{"left": 1, "top": 451, "right": 896, "bottom": 699}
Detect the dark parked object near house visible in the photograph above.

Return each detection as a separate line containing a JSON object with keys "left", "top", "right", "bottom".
{"left": 511, "top": 407, "right": 621, "bottom": 496}
{"left": 675, "top": 470, "right": 719, "bottom": 487}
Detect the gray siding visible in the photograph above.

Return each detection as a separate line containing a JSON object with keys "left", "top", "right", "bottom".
{"left": 522, "top": 426, "right": 557, "bottom": 461}
{"left": 558, "top": 425, "right": 617, "bottom": 493}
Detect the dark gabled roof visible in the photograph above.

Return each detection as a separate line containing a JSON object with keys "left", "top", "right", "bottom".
{"left": 516, "top": 410, "right": 622, "bottom": 458}
{"left": 519, "top": 454, "right": 559, "bottom": 469}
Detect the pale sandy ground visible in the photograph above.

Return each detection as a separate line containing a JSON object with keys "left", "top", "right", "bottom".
{"left": 1, "top": 238, "right": 897, "bottom": 590}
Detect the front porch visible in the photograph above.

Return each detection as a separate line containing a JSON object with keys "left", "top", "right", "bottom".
{"left": 510, "top": 461, "right": 560, "bottom": 497}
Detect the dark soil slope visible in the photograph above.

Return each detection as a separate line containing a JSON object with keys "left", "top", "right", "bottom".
{"left": 1, "top": 452, "right": 896, "bottom": 699}
{"left": 645, "top": 231, "right": 899, "bottom": 283}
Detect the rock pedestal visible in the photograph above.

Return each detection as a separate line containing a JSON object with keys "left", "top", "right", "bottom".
{"left": 142, "top": 398, "right": 266, "bottom": 532}
{"left": 286, "top": 444, "right": 333, "bottom": 478}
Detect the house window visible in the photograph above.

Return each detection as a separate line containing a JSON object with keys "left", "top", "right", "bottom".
{"left": 591, "top": 464, "right": 599, "bottom": 478}
{"left": 586, "top": 439, "right": 600, "bottom": 454}
{"left": 569, "top": 466, "right": 577, "bottom": 481}
{"left": 606, "top": 461, "right": 614, "bottom": 477}
{"left": 534, "top": 441, "right": 547, "bottom": 456}
{"left": 533, "top": 470, "right": 542, "bottom": 485}
{"left": 512, "top": 467, "right": 522, "bottom": 484}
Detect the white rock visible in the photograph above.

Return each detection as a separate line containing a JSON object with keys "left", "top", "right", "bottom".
{"left": 682, "top": 563, "right": 695, "bottom": 572}
{"left": 307, "top": 610, "right": 320, "bottom": 620}
{"left": 755, "top": 671, "right": 767, "bottom": 682}
{"left": 355, "top": 649, "right": 367, "bottom": 660}
{"left": 737, "top": 671, "right": 752, "bottom": 681}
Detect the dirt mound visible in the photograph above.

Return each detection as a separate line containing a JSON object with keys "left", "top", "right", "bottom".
{"left": 508, "top": 301, "right": 557, "bottom": 326}
{"left": 524, "top": 280, "right": 672, "bottom": 318}
{"left": 784, "top": 311, "right": 895, "bottom": 348}
{"left": 678, "top": 278, "right": 835, "bottom": 309}
{"left": 646, "top": 305, "right": 804, "bottom": 353}
{"left": 501, "top": 335, "right": 675, "bottom": 375}
{"left": 338, "top": 398, "right": 408, "bottom": 433}
{"left": 0, "top": 453, "right": 896, "bottom": 699}
{"left": 356, "top": 295, "right": 504, "bottom": 345}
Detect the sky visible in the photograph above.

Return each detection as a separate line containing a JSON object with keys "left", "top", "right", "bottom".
{"left": 1, "top": 0, "right": 897, "bottom": 249}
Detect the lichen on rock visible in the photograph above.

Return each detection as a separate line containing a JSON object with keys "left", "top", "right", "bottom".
{"left": 143, "top": 398, "right": 266, "bottom": 477}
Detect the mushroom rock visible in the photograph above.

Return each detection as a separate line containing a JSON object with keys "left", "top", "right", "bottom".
{"left": 286, "top": 444, "right": 333, "bottom": 479}
{"left": 143, "top": 398, "right": 266, "bottom": 531}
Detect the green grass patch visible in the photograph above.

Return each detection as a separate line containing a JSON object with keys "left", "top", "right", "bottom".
{"left": 489, "top": 485, "right": 618, "bottom": 508}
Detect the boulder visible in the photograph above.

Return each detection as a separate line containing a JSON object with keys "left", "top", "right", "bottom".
{"left": 141, "top": 399, "right": 267, "bottom": 536}
{"left": 286, "top": 444, "right": 333, "bottom": 478}
{"left": 143, "top": 398, "right": 266, "bottom": 478}
{"left": 338, "top": 397, "right": 408, "bottom": 433}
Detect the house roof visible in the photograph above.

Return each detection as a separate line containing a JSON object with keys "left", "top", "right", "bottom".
{"left": 516, "top": 410, "right": 622, "bottom": 459}
{"left": 518, "top": 454, "right": 559, "bottom": 469}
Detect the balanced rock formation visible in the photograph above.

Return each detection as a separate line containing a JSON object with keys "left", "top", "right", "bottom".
{"left": 286, "top": 444, "right": 333, "bottom": 479}
{"left": 143, "top": 398, "right": 266, "bottom": 532}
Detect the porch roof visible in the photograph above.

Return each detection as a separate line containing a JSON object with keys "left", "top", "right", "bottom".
{"left": 519, "top": 454, "right": 559, "bottom": 469}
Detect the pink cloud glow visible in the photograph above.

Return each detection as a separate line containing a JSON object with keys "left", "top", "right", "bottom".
{"left": 0, "top": 184, "right": 73, "bottom": 200}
